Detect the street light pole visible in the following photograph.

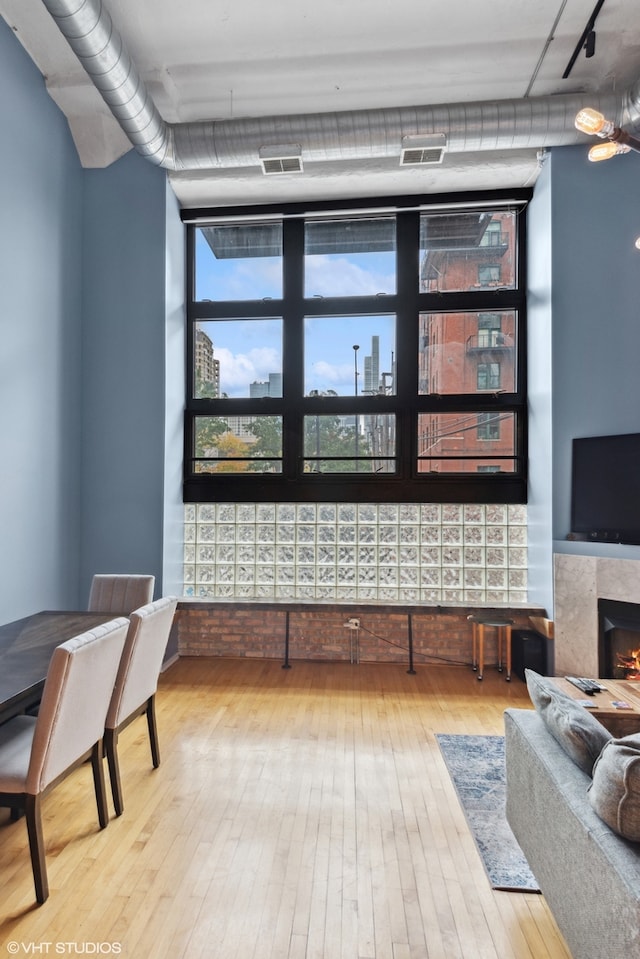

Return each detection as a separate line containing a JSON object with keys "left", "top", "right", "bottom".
{"left": 353, "top": 345, "right": 359, "bottom": 470}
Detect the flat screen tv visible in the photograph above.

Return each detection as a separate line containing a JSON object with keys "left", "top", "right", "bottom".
{"left": 571, "top": 432, "right": 640, "bottom": 545}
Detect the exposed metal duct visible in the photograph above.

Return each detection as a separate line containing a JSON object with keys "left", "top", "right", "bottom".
{"left": 41, "top": 0, "right": 173, "bottom": 165}
{"left": 41, "top": 0, "right": 640, "bottom": 175}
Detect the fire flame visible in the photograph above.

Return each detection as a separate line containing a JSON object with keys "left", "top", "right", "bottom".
{"left": 617, "top": 649, "right": 640, "bottom": 680}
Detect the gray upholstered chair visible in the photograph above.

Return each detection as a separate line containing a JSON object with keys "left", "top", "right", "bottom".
{"left": 104, "top": 596, "right": 177, "bottom": 816}
{"left": 88, "top": 573, "right": 155, "bottom": 614}
{"left": 0, "top": 618, "right": 129, "bottom": 904}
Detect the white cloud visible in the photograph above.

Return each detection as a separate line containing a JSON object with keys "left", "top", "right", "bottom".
{"left": 198, "top": 249, "right": 282, "bottom": 300}
{"left": 247, "top": 346, "right": 280, "bottom": 376}
{"left": 217, "top": 346, "right": 281, "bottom": 395}
{"left": 215, "top": 348, "right": 254, "bottom": 388}
{"left": 306, "top": 361, "right": 356, "bottom": 396}
{"left": 306, "top": 255, "right": 394, "bottom": 296}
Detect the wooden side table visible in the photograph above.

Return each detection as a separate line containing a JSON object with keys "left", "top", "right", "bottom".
{"left": 467, "top": 614, "right": 514, "bottom": 681}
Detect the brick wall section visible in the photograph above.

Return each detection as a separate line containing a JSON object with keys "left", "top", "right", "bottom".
{"left": 173, "top": 601, "right": 545, "bottom": 668}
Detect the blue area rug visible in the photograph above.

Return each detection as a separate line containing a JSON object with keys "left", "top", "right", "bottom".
{"left": 436, "top": 734, "right": 540, "bottom": 893}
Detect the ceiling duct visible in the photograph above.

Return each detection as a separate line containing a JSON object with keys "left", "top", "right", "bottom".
{"left": 400, "top": 134, "right": 447, "bottom": 165}
{"left": 259, "top": 144, "right": 303, "bottom": 175}
{"left": 41, "top": 0, "right": 640, "bottom": 176}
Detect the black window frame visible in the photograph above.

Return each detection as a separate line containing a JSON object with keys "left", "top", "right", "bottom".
{"left": 182, "top": 189, "right": 530, "bottom": 504}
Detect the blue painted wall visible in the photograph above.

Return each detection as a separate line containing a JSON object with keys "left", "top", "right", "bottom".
{"left": 80, "top": 152, "right": 172, "bottom": 603}
{"left": 526, "top": 143, "right": 640, "bottom": 612}
{"left": 548, "top": 145, "right": 640, "bottom": 567}
{"left": 525, "top": 155, "right": 554, "bottom": 613}
{"left": 0, "top": 18, "right": 84, "bottom": 622}
{"left": 0, "top": 19, "right": 183, "bottom": 620}
{"left": 162, "top": 180, "right": 187, "bottom": 600}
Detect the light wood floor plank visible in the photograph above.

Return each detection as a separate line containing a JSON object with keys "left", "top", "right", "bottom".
{"left": 0, "top": 657, "right": 571, "bottom": 959}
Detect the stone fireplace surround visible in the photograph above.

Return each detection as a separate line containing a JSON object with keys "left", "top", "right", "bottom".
{"left": 554, "top": 553, "right": 640, "bottom": 677}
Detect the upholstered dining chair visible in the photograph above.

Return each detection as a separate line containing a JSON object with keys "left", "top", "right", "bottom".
{"left": 88, "top": 573, "right": 155, "bottom": 614}
{"left": 104, "top": 596, "right": 177, "bottom": 816}
{"left": 0, "top": 617, "right": 129, "bottom": 904}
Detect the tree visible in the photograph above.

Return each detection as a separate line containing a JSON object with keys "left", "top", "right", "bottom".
{"left": 212, "top": 432, "right": 252, "bottom": 472}
{"left": 248, "top": 417, "right": 283, "bottom": 470}
{"left": 304, "top": 415, "right": 372, "bottom": 472}
{"left": 194, "top": 416, "right": 228, "bottom": 457}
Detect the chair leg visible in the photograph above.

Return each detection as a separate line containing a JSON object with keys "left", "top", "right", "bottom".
{"left": 104, "top": 728, "right": 124, "bottom": 817}
{"left": 25, "top": 793, "right": 48, "bottom": 904}
{"left": 90, "top": 740, "right": 110, "bottom": 828}
{"left": 146, "top": 695, "right": 161, "bottom": 768}
{"left": 477, "top": 624, "right": 485, "bottom": 680}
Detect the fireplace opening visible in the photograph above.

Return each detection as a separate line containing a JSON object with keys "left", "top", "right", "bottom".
{"left": 598, "top": 599, "right": 640, "bottom": 679}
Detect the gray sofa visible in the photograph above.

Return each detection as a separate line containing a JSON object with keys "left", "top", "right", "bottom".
{"left": 504, "top": 707, "right": 640, "bottom": 959}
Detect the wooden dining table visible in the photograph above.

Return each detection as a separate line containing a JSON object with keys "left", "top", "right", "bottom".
{"left": 0, "top": 610, "right": 119, "bottom": 724}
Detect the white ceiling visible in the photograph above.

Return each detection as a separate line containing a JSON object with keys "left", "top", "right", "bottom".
{"left": 2, "top": 0, "right": 639, "bottom": 208}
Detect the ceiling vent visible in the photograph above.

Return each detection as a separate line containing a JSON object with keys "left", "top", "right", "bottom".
{"left": 259, "top": 144, "right": 303, "bottom": 174}
{"left": 400, "top": 133, "right": 447, "bottom": 166}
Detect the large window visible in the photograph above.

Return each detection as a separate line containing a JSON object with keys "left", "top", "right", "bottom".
{"left": 183, "top": 192, "right": 529, "bottom": 503}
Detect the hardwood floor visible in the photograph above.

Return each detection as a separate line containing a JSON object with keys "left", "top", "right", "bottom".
{"left": 0, "top": 657, "right": 571, "bottom": 959}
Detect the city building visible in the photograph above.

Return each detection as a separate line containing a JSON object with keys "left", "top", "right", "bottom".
{"left": 194, "top": 324, "right": 220, "bottom": 397}
{"left": 418, "top": 211, "right": 517, "bottom": 472}
{"left": 249, "top": 373, "right": 283, "bottom": 398}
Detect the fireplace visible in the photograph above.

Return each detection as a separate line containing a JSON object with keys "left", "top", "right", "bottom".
{"left": 598, "top": 598, "right": 640, "bottom": 679}
{"left": 554, "top": 555, "right": 640, "bottom": 677}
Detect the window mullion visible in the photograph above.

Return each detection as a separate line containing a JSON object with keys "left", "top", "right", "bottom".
{"left": 395, "top": 211, "right": 420, "bottom": 478}
{"left": 282, "top": 218, "right": 304, "bottom": 476}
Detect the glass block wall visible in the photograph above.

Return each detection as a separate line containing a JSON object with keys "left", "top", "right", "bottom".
{"left": 184, "top": 503, "right": 527, "bottom": 604}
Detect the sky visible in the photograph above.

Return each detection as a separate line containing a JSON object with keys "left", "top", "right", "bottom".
{"left": 196, "top": 231, "right": 396, "bottom": 397}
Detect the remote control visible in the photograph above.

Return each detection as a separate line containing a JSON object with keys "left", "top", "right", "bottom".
{"left": 566, "top": 676, "right": 601, "bottom": 695}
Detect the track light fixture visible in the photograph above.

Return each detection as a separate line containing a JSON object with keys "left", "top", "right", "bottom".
{"left": 575, "top": 108, "right": 640, "bottom": 250}
{"left": 562, "top": 0, "right": 606, "bottom": 79}
{"left": 584, "top": 29, "right": 596, "bottom": 59}
{"left": 574, "top": 108, "right": 640, "bottom": 162}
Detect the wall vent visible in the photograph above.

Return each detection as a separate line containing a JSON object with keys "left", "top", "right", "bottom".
{"left": 400, "top": 133, "right": 447, "bottom": 166}
{"left": 259, "top": 145, "right": 303, "bottom": 174}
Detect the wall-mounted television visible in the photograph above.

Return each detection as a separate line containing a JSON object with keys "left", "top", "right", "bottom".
{"left": 571, "top": 432, "right": 640, "bottom": 545}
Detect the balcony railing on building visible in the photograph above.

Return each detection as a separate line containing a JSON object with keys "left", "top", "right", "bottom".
{"left": 466, "top": 331, "right": 513, "bottom": 352}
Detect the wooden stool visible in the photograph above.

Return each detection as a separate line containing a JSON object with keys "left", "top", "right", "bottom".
{"left": 467, "top": 615, "right": 514, "bottom": 681}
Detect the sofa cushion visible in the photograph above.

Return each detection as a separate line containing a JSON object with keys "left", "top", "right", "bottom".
{"left": 524, "top": 669, "right": 612, "bottom": 775}
{"left": 589, "top": 735, "right": 640, "bottom": 841}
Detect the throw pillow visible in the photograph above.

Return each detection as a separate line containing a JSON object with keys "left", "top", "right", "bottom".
{"left": 589, "top": 735, "right": 640, "bottom": 841}
{"left": 524, "top": 669, "right": 612, "bottom": 775}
